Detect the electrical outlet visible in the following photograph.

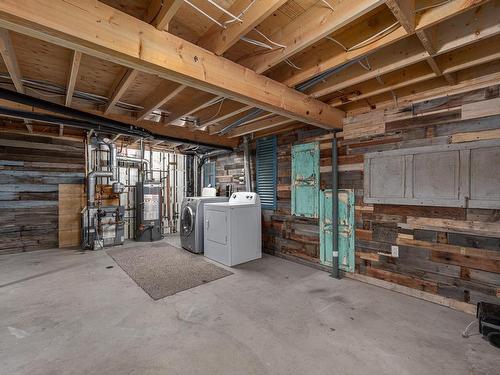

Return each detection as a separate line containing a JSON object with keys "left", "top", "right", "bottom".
{"left": 391, "top": 245, "right": 399, "bottom": 258}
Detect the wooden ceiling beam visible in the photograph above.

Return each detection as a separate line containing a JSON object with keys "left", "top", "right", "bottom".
{"left": 308, "top": 38, "right": 429, "bottom": 98}
{"left": 65, "top": 50, "right": 82, "bottom": 106}
{"left": 105, "top": 1, "right": 182, "bottom": 114}
{"left": 309, "top": 5, "right": 500, "bottom": 99}
{"left": 104, "top": 68, "right": 138, "bottom": 114}
{"left": 137, "top": 81, "right": 186, "bottom": 121}
{"left": 179, "top": 0, "right": 384, "bottom": 127}
{"left": 330, "top": 31, "right": 500, "bottom": 107}
{"left": 385, "top": 0, "right": 415, "bottom": 33}
{"left": 226, "top": 115, "right": 296, "bottom": 138}
{"left": 204, "top": 105, "right": 252, "bottom": 129}
{"left": 170, "top": 0, "right": 289, "bottom": 126}
{"left": 342, "top": 61, "right": 500, "bottom": 114}
{"left": 0, "top": 0, "right": 343, "bottom": 129}
{"left": 437, "top": 34, "right": 500, "bottom": 74}
{"left": 328, "top": 62, "right": 437, "bottom": 107}
{"left": 238, "top": 0, "right": 385, "bottom": 74}
{"left": 198, "top": 0, "right": 288, "bottom": 55}
{"left": 146, "top": 0, "right": 183, "bottom": 31}
{"left": 0, "top": 28, "right": 23, "bottom": 93}
{"left": 270, "top": 0, "right": 490, "bottom": 88}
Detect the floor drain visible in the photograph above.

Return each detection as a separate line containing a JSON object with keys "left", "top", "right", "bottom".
{"left": 106, "top": 266, "right": 114, "bottom": 269}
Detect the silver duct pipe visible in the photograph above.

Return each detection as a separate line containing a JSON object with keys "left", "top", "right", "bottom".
{"left": 87, "top": 171, "right": 113, "bottom": 207}
{"left": 117, "top": 155, "right": 152, "bottom": 180}
{"left": 87, "top": 139, "right": 155, "bottom": 207}
{"left": 243, "top": 136, "right": 252, "bottom": 191}
{"left": 109, "top": 142, "right": 118, "bottom": 181}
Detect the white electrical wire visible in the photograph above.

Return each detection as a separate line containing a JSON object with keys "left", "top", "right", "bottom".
{"left": 240, "top": 28, "right": 287, "bottom": 51}
{"left": 183, "top": 0, "right": 226, "bottom": 29}
{"left": 240, "top": 36, "right": 273, "bottom": 50}
{"left": 348, "top": 21, "right": 400, "bottom": 51}
{"left": 202, "top": 98, "right": 226, "bottom": 123}
{"left": 320, "top": 0, "right": 335, "bottom": 11}
{"left": 253, "top": 29, "right": 287, "bottom": 49}
{"left": 284, "top": 58, "right": 301, "bottom": 70}
{"left": 225, "top": 0, "right": 256, "bottom": 25}
{"left": 207, "top": 0, "right": 243, "bottom": 23}
{"left": 358, "top": 57, "right": 371, "bottom": 71}
{"left": 325, "top": 36, "right": 348, "bottom": 51}
{"left": 324, "top": 21, "right": 399, "bottom": 54}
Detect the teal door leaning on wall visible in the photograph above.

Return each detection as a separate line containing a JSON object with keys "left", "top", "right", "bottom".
{"left": 291, "top": 142, "right": 320, "bottom": 218}
{"left": 319, "top": 189, "right": 355, "bottom": 272}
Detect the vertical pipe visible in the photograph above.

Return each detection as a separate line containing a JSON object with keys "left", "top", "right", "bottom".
{"left": 243, "top": 136, "right": 252, "bottom": 191}
{"left": 331, "top": 133, "right": 340, "bottom": 279}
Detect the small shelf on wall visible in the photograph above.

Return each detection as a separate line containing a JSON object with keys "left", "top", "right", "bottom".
{"left": 364, "top": 139, "right": 500, "bottom": 208}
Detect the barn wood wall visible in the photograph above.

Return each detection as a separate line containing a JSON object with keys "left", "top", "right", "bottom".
{"left": 217, "top": 84, "right": 500, "bottom": 306}
{"left": 0, "top": 131, "right": 85, "bottom": 254}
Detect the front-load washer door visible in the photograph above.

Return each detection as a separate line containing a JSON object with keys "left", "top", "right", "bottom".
{"left": 181, "top": 205, "right": 194, "bottom": 238}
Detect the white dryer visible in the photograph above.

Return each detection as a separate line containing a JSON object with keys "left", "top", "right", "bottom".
{"left": 204, "top": 192, "right": 261, "bottom": 266}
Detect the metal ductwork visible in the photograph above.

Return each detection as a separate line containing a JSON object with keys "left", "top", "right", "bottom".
{"left": 116, "top": 155, "right": 152, "bottom": 180}
{"left": 87, "top": 171, "right": 113, "bottom": 207}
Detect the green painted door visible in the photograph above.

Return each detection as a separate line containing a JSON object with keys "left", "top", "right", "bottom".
{"left": 319, "top": 189, "right": 355, "bottom": 272}
{"left": 291, "top": 142, "right": 320, "bottom": 218}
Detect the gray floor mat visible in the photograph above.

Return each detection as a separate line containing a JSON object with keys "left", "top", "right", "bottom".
{"left": 107, "top": 244, "right": 232, "bottom": 300}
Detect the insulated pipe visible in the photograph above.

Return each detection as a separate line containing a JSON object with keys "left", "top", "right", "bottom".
{"left": 331, "top": 133, "right": 340, "bottom": 279}
{"left": 0, "top": 88, "right": 233, "bottom": 150}
{"left": 87, "top": 171, "right": 113, "bottom": 207}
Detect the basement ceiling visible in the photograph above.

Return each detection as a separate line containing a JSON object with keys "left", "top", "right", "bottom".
{"left": 0, "top": 0, "right": 497, "bottom": 145}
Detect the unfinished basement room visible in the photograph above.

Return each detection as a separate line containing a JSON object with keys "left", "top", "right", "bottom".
{"left": 1, "top": 0, "right": 500, "bottom": 374}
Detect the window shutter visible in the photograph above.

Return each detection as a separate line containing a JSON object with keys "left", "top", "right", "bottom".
{"left": 256, "top": 136, "right": 277, "bottom": 210}
{"left": 203, "top": 161, "right": 216, "bottom": 187}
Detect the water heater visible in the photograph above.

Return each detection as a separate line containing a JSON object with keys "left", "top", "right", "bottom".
{"left": 135, "top": 181, "right": 162, "bottom": 242}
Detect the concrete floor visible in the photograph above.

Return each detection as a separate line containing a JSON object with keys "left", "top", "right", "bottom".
{"left": 0, "top": 238, "right": 498, "bottom": 375}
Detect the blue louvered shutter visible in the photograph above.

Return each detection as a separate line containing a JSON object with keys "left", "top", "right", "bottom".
{"left": 203, "top": 161, "right": 216, "bottom": 187}
{"left": 256, "top": 136, "right": 277, "bottom": 209}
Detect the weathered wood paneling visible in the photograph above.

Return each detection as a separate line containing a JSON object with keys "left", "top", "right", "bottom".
{"left": 216, "top": 84, "right": 500, "bottom": 308}
{"left": 0, "top": 131, "right": 84, "bottom": 254}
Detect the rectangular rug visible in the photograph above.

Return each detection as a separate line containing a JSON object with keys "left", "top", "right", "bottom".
{"left": 107, "top": 244, "right": 232, "bottom": 300}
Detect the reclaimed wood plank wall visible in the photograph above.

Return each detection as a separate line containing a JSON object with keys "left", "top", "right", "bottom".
{"left": 0, "top": 131, "right": 85, "bottom": 254}
{"left": 217, "top": 84, "right": 500, "bottom": 306}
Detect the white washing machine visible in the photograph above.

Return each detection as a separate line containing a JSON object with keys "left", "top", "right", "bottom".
{"left": 204, "top": 192, "right": 261, "bottom": 266}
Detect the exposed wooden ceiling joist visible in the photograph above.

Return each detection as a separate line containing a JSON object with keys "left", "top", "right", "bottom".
{"left": 385, "top": 0, "right": 415, "bottom": 33}
{"left": 104, "top": 68, "right": 138, "bottom": 114}
{"left": 65, "top": 50, "right": 82, "bottom": 106}
{"left": 237, "top": 0, "right": 386, "bottom": 74}
{"left": 146, "top": 0, "right": 184, "bottom": 31}
{"left": 198, "top": 0, "right": 288, "bottom": 55}
{"left": 308, "top": 4, "right": 500, "bottom": 98}
{"left": 226, "top": 115, "right": 296, "bottom": 138}
{"left": 269, "top": 0, "right": 490, "bottom": 88}
{"left": 137, "top": 81, "right": 185, "bottom": 121}
{"left": 0, "top": 28, "right": 23, "bottom": 93}
{"left": 169, "top": 0, "right": 289, "bottom": 125}
{"left": 0, "top": 0, "right": 344, "bottom": 130}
